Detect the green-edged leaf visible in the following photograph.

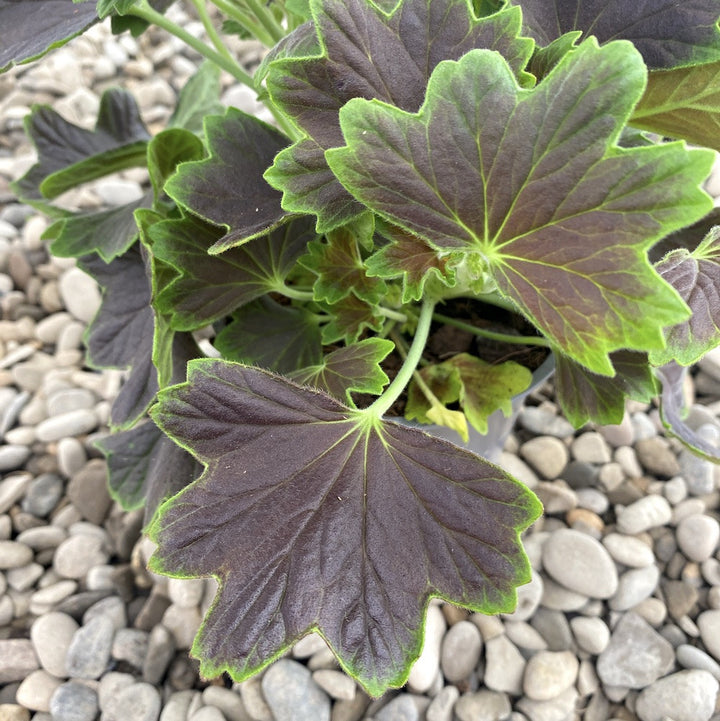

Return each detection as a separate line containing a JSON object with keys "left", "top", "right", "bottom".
{"left": 147, "top": 129, "right": 206, "bottom": 205}
{"left": 657, "top": 362, "right": 720, "bottom": 461}
{"left": 631, "top": 60, "right": 720, "bottom": 152}
{"left": 0, "top": 0, "right": 97, "bottom": 72}
{"left": 328, "top": 42, "right": 713, "bottom": 375}
{"left": 514, "top": 0, "right": 720, "bottom": 70}
{"left": 12, "top": 89, "right": 150, "bottom": 209}
{"left": 366, "top": 225, "right": 456, "bottom": 302}
{"left": 528, "top": 30, "right": 581, "bottom": 79}
{"left": 319, "top": 294, "right": 384, "bottom": 344}
{"left": 303, "top": 226, "right": 386, "bottom": 304}
{"left": 97, "top": 419, "right": 201, "bottom": 523}
{"left": 652, "top": 227, "right": 720, "bottom": 366}
{"left": 44, "top": 191, "right": 151, "bottom": 261}
{"left": 151, "top": 214, "right": 316, "bottom": 330}
{"left": 148, "top": 359, "right": 541, "bottom": 696}
{"left": 255, "top": 21, "right": 319, "bottom": 88}
{"left": 554, "top": 350, "right": 657, "bottom": 427}
{"left": 168, "top": 61, "right": 223, "bottom": 134}
{"left": 79, "top": 248, "right": 158, "bottom": 428}
{"left": 165, "top": 108, "right": 290, "bottom": 252}
{"left": 265, "top": 0, "right": 533, "bottom": 231}
{"left": 214, "top": 297, "right": 322, "bottom": 374}
{"left": 289, "top": 338, "right": 393, "bottom": 403}
{"left": 406, "top": 363, "right": 462, "bottom": 425}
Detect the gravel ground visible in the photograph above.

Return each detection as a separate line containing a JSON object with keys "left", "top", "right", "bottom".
{"left": 1, "top": 6, "right": 720, "bottom": 721}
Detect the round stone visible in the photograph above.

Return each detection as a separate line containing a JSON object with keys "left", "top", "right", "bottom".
{"left": 49, "top": 680, "right": 99, "bottom": 721}
{"left": 616, "top": 495, "right": 673, "bottom": 534}
{"left": 483, "top": 635, "right": 526, "bottom": 695}
{"left": 407, "top": 604, "right": 445, "bottom": 692}
{"left": 676, "top": 514, "right": 720, "bottom": 562}
{"left": 102, "top": 682, "right": 161, "bottom": 721}
{"left": 635, "top": 437, "right": 680, "bottom": 477}
{"left": 311, "top": 670, "right": 356, "bottom": 701}
{"left": 53, "top": 534, "right": 109, "bottom": 579}
{"left": 454, "top": 690, "right": 510, "bottom": 721}
{"left": 635, "top": 670, "right": 718, "bottom": 721}
{"left": 698, "top": 609, "right": 720, "bottom": 662}
{"left": 519, "top": 407, "right": 574, "bottom": 438}
{"left": 261, "top": 659, "right": 331, "bottom": 721}
{"left": 15, "top": 669, "right": 62, "bottom": 712}
{"left": 35, "top": 409, "right": 98, "bottom": 443}
{"left": 30, "top": 612, "right": 79, "bottom": 678}
{"left": 0, "top": 540, "right": 33, "bottom": 569}
{"left": 609, "top": 565, "right": 660, "bottom": 611}
{"left": 570, "top": 616, "right": 610, "bottom": 656}
{"left": 602, "top": 533, "right": 655, "bottom": 567}
{"left": 375, "top": 695, "right": 419, "bottom": 721}
{"left": 676, "top": 644, "right": 720, "bottom": 680}
{"left": 571, "top": 432, "right": 611, "bottom": 464}
{"left": 58, "top": 268, "right": 101, "bottom": 324}
{"left": 66, "top": 615, "right": 114, "bottom": 679}
{"left": 542, "top": 528, "right": 618, "bottom": 599}
{"left": 142, "top": 624, "right": 175, "bottom": 686}
{"left": 167, "top": 578, "right": 205, "bottom": 608}
{"left": 519, "top": 436, "right": 569, "bottom": 479}
{"left": 503, "top": 572, "right": 543, "bottom": 621}
{"left": 200, "top": 687, "right": 249, "bottom": 721}
{"left": 0, "top": 445, "right": 31, "bottom": 471}
{"left": 522, "top": 650, "right": 579, "bottom": 701}
{"left": 21, "top": 473, "right": 63, "bottom": 517}
{"left": 440, "top": 620, "right": 482, "bottom": 682}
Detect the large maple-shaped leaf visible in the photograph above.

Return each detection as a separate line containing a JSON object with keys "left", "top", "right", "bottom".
{"left": 12, "top": 89, "right": 150, "bottom": 210}
{"left": 652, "top": 227, "right": 720, "bottom": 366}
{"left": 327, "top": 42, "right": 714, "bottom": 375}
{"left": 515, "top": 0, "right": 720, "bottom": 70}
{"left": 631, "top": 60, "right": 720, "bottom": 153}
{"left": 148, "top": 359, "right": 541, "bottom": 696}
{"left": 264, "top": 0, "right": 533, "bottom": 231}
{"left": 165, "top": 108, "right": 291, "bottom": 251}
{"left": 0, "top": 0, "right": 97, "bottom": 72}
{"left": 150, "top": 213, "right": 316, "bottom": 330}
{"left": 79, "top": 248, "right": 158, "bottom": 428}
{"left": 554, "top": 350, "right": 657, "bottom": 427}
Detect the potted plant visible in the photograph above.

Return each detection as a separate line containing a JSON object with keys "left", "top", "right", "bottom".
{"left": 3, "top": 0, "right": 720, "bottom": 697}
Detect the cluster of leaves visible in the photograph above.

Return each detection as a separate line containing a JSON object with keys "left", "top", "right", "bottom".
{"left": 5, "top": 0, "right": 720, "bottom": 697}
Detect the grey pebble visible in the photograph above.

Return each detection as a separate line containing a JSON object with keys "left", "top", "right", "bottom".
{"left": 676, "top": 514, "right": 720, "bottom": 562}
{"left": 375, "top": 695, "right": 419, "bottom": 721}
{"left": 66, "top": 615, "right": 114, "bottom": 679}
{"left": 679, "top": 449, "right": 715, "bottom": 496}
{"left": 519, "top": 436, "right": 568, "bottom": 479}
{"left": 676, "top": 644, "right": 720, "bottom": 680}
{"left": 200, "top": 686, "right": 250, "bottom": 721}
{"left": 631, "top": 412, "right": 658, "bottom": 441}
{"left": 540, "top": 576, "right": 588, "bottom": 611}
{"left": 0, "top": 540, "right": 33, "bottom": 569}
{"left": 635, "top": 669, "right": 718, "bottom": 721}
{"left": 83, "top": 595, "right": 127, "bottom": 630}
{"left": 522, "top": 650, "right": 578, "bottom": 701}
{"left": 634, "top": 437, "right": 680, "bottom": 477}
{"left": 569, "top": 616, "right": 610, "bottom": 655}
{"left": 425, "top": 685, "right": 459, "bottom": 721}
{"left": 15, "top": 668, "right": 62, "bottom": 713}
{"left": 0, "top": 444, "right": 30, "bottom": 471}
{"left": 112, "top": 627, "right": 150, "bottom": 669}
{"left": 45, "top": 387, "right": 95, "bottom": 416}
{"left": 30, "top": 580, "right": 77, "bottom": 608}
{"left": 21, "top": 473, "right": 63, "bottom": 517}
{"left": 189, "top": 707, "right": 226, "bottom": 721}
{"left": 53, "top": 533, "right": 109, "bottom": 579}
{"left": 35, "top": 409, "right": 98, "bottom": 442}
{"left": 616, "top": 495, "right": 673, "bottom": 534}
{"left": 519, "top": 407, "right": 574, "bottom": 437}
{"left": 609, "top": 564, "right": 660, "bottom": 611}
{"left": 143, "top": 624, "right": 176, "bottom": 685}
{"left": 0, "top": 472, "right": 32, "bottom": 512}
{"left": 97, "top": 671, "right": 136, "bottom": 712}
{"left": 440, "top": 620, "right": 482, "bottom": 682}
{"left": 698, "top": 609, "right": 720, "bottom": 661}
{"left": 30, "top": 611, "right": 79, "bottom": 677}
{"left": 67, "top": 460, "right": 112, "bottom": 524}
{"left": 529, "top": 607, "right": 573, "bottom": 651}
{"left": 102, "top": 682, "right": 161, "bottom": 721}
{"left": 167, "top": 577, "right": 206, "bottom": 608}
{"left": 58, "top": 268, "right": 101, "bottom": 324}
{"left": 504, "top": 621, "right": 548, "bottom": 652}
{"left": 0, "top": 639, "right": 39, "bottom": 683}
{"left": 6, "top": 562, "right": 43, "bottom": 591}
{"left": 261, "top": 659, "right": 330, "bottom": 721}
{"left": 49, "top": 680, "right": 99, "bottom": 721}
{"left": 515, "top": 687, "right": 578, "bottom": 721}
{"left": 57, "top": 437, "right": 87, "bottom": 478}
{"left": 571, "top": 431, "right": 611, "bottom": 464}
{"left": 454, "top": 690, "right": 509, "bottom": 721}
{"left": 542, "top": 528, "right": 618, "bottom": 599}
{"left": 602, "top": 532, "right": 655, "bottom": 567}
{"left": 504, "top": 573, "right": 543, "bottom": 621}
{"left": 159, "top": 690, "right": 202, "bottom": 721}
{"left": 483, "top": 635, "right": 525, "bottom": 695}
{"left": 237, "top": 677, "right": 273, "bottom": 721}
{"left": 596, "top": 612, "right": 674, "bottom": 688}
{"left": 311, "top": 669, "right": 356, "bottom": 701}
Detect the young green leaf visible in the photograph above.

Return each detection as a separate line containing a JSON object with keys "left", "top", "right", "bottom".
{"left": 165, "top": 108, "right": 291, "bottom": 252}
{"left": 214, "top": 297, "right": 323, "bottom": 374}
{"left": 554, "top": 350, "right": 657, "bottom": 427}
{"left": 631, "top": 60, "right": 720, "bottom": 152}
{"left": 652, "top": 227, "right": 720, "bottom": 366}
{"left": 327, "top": 42, "right": 714, "bottom": 375}
{"left": 0, "top": 0, "right": 97, "bottom": 72}
{"left": 147, "top": 129, "right": 206, "bottom": 204}
{"left": 150, "top": 214, "right": 316, "bottom": 330}
{"left": 149, "top": 359, "right": 541, "bottom": 696}
{"left": 265, "top": 0, "right": 533, "bottom": 231}
{"left": 319, "top": 294, "right": 384, "bottom": 344}
{"left": 289, "top": 338, "right": 394, "bottom": 403}
{"left": 515, "top": 0, "right": 720, "bottom": 69}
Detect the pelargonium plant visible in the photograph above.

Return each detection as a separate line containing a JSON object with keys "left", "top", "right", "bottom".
{"left": 3, "top": 0, "right": 720, "bottom": 696}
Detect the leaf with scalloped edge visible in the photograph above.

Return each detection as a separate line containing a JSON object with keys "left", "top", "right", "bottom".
{"left": 327, "top": 42, "right": 714, "bottom": 376}
{"left": 148, "top": 359, "right": 541, "bottom": 696}
{"left": 289, "top": 338, "right": 393, "bottom": 403}
{"left": 631, "top": 60, "right": 720, "bottom": 153}
{"left": 265, "top": 0, "right": 533, "bottom": 231}
{"left": 652, "top": 227, "right": 720, "bottom": 366}
{"left": 147, "top": 129, "right": 206, "bottom": 205}
{"left": 11, "top": 89, "right": 149, "bottom": 211}
{"left": 168, "top": 61, "right": 223, "bottom": 134}
{"left": 214, "top": 297, "right": 322, "bottom": 374}
{"left": 554, "top": 350, "right": 657, "bottom": 427}
{"left": 406, "top": 363, "right": 462, "bottom": 424}
{"left": 657, "top": 362, "right": 720, "bottom": 461}
{"left": 319, "top": 294, "right": 384, "bottom": 344}
{"left": 0, "top": 0, "right": 98, "bottom": 73}
{"left": 165, "top": 108, "right": 290, "bottom": 252}
{"left": 366, "top": 225, "right": 456, "bottom": 303}
{"left": 79, "top": 248, "right": 158, "bottom": 429}
{"left": 514, "top": 0, "right": 720, "bottom": 70}
{"left": 150, "top": 213, "right": 316, "bottom": 330}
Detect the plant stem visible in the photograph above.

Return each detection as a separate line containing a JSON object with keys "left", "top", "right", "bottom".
{"left": 129, "top": 1, "right": 255, "bottom": 87}
{"left": 367, "top": 299, "right": 435, "bottom": 418}
{"left": 278, "top": 285, "right": 315, "bottom": 302}
{"left": 208, "top": 0, "right": 275, "bottom": 46}
{"left": 245, "top": 0, "right": 286, "bottom": 43}
{"left": 190, "top": 0, "right": 235, "bottom": 62}
{"left": 377, "top": 306, "right": 407, "bottom": 323}
{"left": 433, "top": 311, "right": 550, "bottom": 347}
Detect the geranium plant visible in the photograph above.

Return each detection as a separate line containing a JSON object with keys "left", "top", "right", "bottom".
{"left": 3, "top": 0, "right": 720, "bottom": 696}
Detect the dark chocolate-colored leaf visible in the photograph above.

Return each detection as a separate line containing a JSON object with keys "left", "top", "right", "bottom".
{"left": 319, "top": 294, "right": 384, "bottom": 344}
{"left": 97, "top": 419, "right": 201, "bottom": 523}
{"left": 165, "top": 108, "right": 290, "bottom": 251}
{"left": 0, "top": 0, "right": 97, "bottom": 72}
{"left": 265, "top": 0, "right": 533, "bottom": 231}
{"left": 79, "top": 248, "right": 158, "bottom": 428}
{"left": 653, "top": 227, "right": 720, "bottom": 366}
{"left": 214, "top": 297, "right": 322, "bottom": 374}
{"left": 151, "top": 214, "right": 316, "bottom": 330}
{"left": 327, "top": 42, "right": 713, "bottom": 375}
{"left": 168, "top": 61, "right": 223, "bottom": 134}
{"left": 514, "top": 0, "right": 720, "bottom": 69}
{"left": 554, "top": 350, "right": 657, "bottom": 427}
{"left": 44, "top": 191, "right": 151, "bottom": 261}
{"left": 657, "top": 361, "right": 720, "bottom": 461}
{"left": 289, "top": 338, "right": 393, "bottom": 403}
{"left": 149, "top": 359, "right": 541, "bottom": 695}
{"left": 12, "top": 89, "right": 149, "bottom": 208}
{"left": 631, "top": 60, "right": 720, "bottom": 152}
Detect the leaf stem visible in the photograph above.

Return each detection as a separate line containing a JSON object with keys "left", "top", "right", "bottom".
{"left": 279, "top": 285, "right": 315, "bottom": 302}
{"left": 245, "top": 0, "right": 286, "bottom": 43}
{"left": 208, "top": 0, "right": 275, "bottom": 46}
{"left": 377, "top": 306, "right": 407, "bottom": 323}
{"left": 128, "top": 1, "right": 255, "bottom": 87}
{"left": 190, "top": 0, "right": 235, "bottom": 63}
{"left": 433, "top": 311, "right": 550, "bottom": 347}
{"left": 367, "top": 298, "right": 435, "bottom": 418}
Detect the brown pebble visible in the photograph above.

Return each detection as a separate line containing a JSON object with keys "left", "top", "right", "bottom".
{"left": 566, "top": 508, "right": 604, "bottom": 533}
